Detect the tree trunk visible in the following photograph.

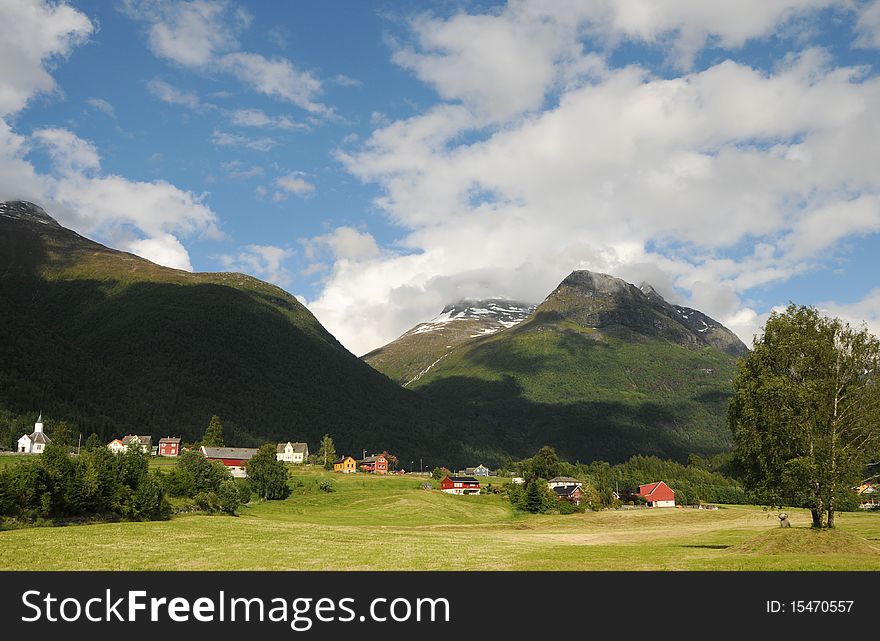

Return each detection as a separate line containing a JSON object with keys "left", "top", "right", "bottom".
{"left": 811, "top": 508, "right": 823, "bottom": 528}
{"left": 827, "top": 509, "right": 835, "bottom": 529}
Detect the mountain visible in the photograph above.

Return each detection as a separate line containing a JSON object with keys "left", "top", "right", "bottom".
{"left": 367, "top": 269, "right": 748, "bottom": 463}
{"left": 363, "top": 299, "right": 535, "bottom": 385}
{"left": 0, "top": 201, "right": 457, "bottom": 461}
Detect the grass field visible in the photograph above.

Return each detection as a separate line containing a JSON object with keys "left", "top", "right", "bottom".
{"left": 1, "top": 464, "right": 879, "bottom": 570}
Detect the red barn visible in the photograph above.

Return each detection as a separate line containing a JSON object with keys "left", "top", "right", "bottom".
{"left": 637, "top": 481, "right": 676, "bottom": 507}
{"left": 200, "top": 446, "right": 258, "bottom": 478}
{"left": 440, "top": 475, "right": 481, "bottom": 495}
{"left": 158, "top": 437, "right": 181, "bottom": 457}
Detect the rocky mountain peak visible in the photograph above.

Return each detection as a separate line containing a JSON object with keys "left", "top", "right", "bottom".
{"left": 538, "top": 269, "right": 748, "bottom": 356}
{"left": 0, "top": 201, "right": 60, "bottom": 227}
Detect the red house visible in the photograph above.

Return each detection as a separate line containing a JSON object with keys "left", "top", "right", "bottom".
{"left": 552, "top": 484, "right": 584, "bottom": 505}
{"left": 158, "top": 437, "right": 181, "bottom": 457}
{"left": 636, "top": 481, "right": 676, "bottom": 507}
{"left": 440, "top": 475, "right": 481, "bottom": 495}
{"left": 359, "top": 454, "right": 388, "bottom": 474}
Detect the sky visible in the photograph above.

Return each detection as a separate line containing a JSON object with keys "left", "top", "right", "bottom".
{"left": 1, "top": 0, "right": 879, "bottom": 356}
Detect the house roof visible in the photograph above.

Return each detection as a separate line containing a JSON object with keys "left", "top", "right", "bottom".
{"left": 548, "top": 476, "right": 581, "bottom": 484}
{"left": 446, "top": 476, "right": 479, "bottom": 483}
{"left": 277, "top": 441, "right": 308, "bottom": 454}
{"left": 465, "top": 465, "right": 488, "bottom": 474}
{"left": 334, "top": 455, "right": 355, "bottom": 464}
{"left": 637, "top": 481, "right": 675, "bottom": 498}
{"left": 122, "top": 435, "right": 152, "bottom": 448}
{"left": 23, "top": 431, "right": 51, "bottom": 444}
{"left": 360, "top": 455, "right": 386, "bottom": 463}
{"left": 201, "top": 446, "right": 258, "bottom": 461}
{"left": 159, "top": 437, "right": 181, "bottom": 444}
{"left": 552, "top": 485, "right": 581, "bottom": 497}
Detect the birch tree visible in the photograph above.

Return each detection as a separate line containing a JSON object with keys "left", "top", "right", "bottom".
{"left": 729, "top": 304, "right": 880, "bottom": 528}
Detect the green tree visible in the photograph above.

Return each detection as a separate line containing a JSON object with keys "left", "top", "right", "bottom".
{"left": 531, "top": 446, "right": 561, "bottom": 480}
{"left": 49, "top": 421, "right": 72, "bottom": 448}
{"left": 316, "top": 434, "right": 336, "bottom": 470}
{"left": 202, "top": 415, "right": 225, "bottom": 447}
{"left": 83, "top": 433, "right": 103, "bottom": 451}
{"left": 729, "top": 305, "right": 880, "bottom": 528}
{"left": 522, "top": 477, "right": 555, "bottom": 513}
{"left": 247, "top": 444, "right": 292, "bottom": 500}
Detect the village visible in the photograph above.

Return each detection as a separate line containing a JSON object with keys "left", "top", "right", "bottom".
{"left": 10, "top": 413, "right": 698, "bottom": 510}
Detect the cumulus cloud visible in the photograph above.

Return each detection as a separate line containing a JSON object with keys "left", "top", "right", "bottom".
{"left": 855, "top": 0, "right": 880, "bottom": 48}
{"left": 0, "top": 0, "right": 94, "bottom": 116}
{"left": 305, "top": 227, "right": 381, "bottom": 262}
{"left": 217, "top": 244, "right": 294, "bottom": 286}
{"left": 126, "top": 234, "right": 194, "bottom": 271}
{"left": 0, "top": 123, "right": 219, "bottom": 271}
{"left": 121, "top": 0, "right": 247, "bottom": 67}
{"left": 306, "top": 3, "right": 880, "bottom": 355}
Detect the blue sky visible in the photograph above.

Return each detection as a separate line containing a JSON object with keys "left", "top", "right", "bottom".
{"left": 1, "top": 0, "right": 879, "bottom": 355}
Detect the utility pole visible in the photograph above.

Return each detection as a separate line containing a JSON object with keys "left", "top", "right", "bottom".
{"left": 420, "top": 457, "right": 423, "bottom": 473}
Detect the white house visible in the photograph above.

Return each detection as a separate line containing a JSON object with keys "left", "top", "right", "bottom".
{"left": 122, "top": 434, "right": 152, "bottom": 454}
{"left": 276, "top": 441, "right": 309, "bottom": 463}
{"left": 17, "top": 414, "right": 51, "bottom": 454}
{"left": 107, "top": 435, "right": 152, "bottom": 454}
{"left": 464, "top": 464, "right": 490, "bottom": 476}
{"left": 547, "top": 476, "right": 583, "bottom": 489}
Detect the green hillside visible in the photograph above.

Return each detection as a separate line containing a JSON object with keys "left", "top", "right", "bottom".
{"left": 0, "top": 201, "right": 455, "bottom": 461}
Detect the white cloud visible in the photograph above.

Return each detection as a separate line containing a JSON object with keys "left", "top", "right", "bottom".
{"left": 819, "top": 289, "right": 880, "bottom": 339}
{"left": 210, "top": 129, "right": 277, "bottom": 151}
{"left": 218, "top": 52, "right": 328, "bottom": 115}
{"left": 147, "top": 77, "right": 205, "bottom": 110}
{"left": 855, "top": 0, "right": 880, "bottom": 48}
{"left": 0, "top": 0, "right": 94, "bottom": 116}
{"left": 125, "top": 2, "right": 330, "bottom": 116}
{"left": 218, "top": 244, "right": 293, "bottom": 286}
{"left": 229, "top": 108, "right": 305, "bottom": 131}
{"left": 305, "top": 227, "right": 380, "bottom": 262}
{"left": 87, "top": 98, "right": 116, "bottom": 117}
{"left": 122, "top": 0, "right": 245, "bottom": 68}
{"left": 126, "top": 234, "right": 194, "bottom": 271}
{"left": 272, "top": 172, "right": 315, "bottom": 198}
{"left": 0, "top": 124, "right": 219, "bottom": 272}
{"left": 32, "top": 127, "right": 101, "bottom": 176}
{"left": 310, "top": 12, "right": 880, "bottom": 355}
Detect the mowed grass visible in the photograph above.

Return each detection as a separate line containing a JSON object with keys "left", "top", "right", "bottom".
{"left": 2, "top": 466, "right": 880, "bottom": 570}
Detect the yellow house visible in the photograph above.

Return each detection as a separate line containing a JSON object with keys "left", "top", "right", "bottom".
{"left": 333, "top": 455, "right": 358, "bottom": 473}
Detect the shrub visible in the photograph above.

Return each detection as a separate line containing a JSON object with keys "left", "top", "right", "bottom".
{"left": 558, "top": 500, "right": 576, "bottom": 514}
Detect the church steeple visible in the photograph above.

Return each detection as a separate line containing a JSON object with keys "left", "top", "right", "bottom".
{"left": 34, "top": 412, "right": 44, "bottom": 434}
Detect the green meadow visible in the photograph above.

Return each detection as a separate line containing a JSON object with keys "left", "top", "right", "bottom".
{"left": 1, "top": 465, "right": 879, "bottom": 571}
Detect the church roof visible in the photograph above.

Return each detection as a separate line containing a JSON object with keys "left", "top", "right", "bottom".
{"left": 27, "top": 431, "right": 51, "bottom": 444}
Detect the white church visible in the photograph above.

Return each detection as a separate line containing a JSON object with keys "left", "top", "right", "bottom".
{"left": 18, "top": 414, "right": 51, "bottom": 454}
